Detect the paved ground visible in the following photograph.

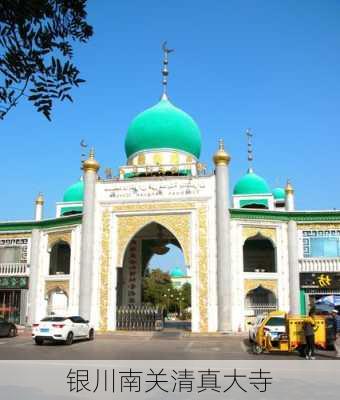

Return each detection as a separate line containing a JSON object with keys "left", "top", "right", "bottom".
{"left": 0, "top": 329, "right": 338, "bottom": 360}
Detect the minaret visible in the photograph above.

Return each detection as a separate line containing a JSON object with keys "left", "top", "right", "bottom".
{"left": 285, "top": 179, "right": 300, "bottom": 313}
{"left": 213, "top": 139, "right": 232, "bottom": 332}
{"left": 34, "top": 193, "right": 44, "bottom": 221}
{"left": 285, "top": 180, "right": 295, "bottom": 211}
{"left": 79, "top": 148, "right": 100, "bottom": 320}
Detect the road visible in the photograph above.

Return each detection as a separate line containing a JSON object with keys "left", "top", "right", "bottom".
{"left": 0, "top": 330, "right": 337, "bottom": 360}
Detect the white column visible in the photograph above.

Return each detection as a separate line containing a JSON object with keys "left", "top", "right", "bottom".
{"left": 27, "top": 229, "right": 41, "bottom": 325}
{"left": 34, "top": 194, "right": 44, "bottom": 221}
{"left": 213, "top": 139, "right": 232, "bottom": 332}
{"left": 79, "top": 149, "right": 100, "bottom": 320}
{"left": 288, "top": 220, "right": 300, "bottom": 314}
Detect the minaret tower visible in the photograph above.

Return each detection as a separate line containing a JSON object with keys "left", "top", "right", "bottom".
{"left": 285, "top": 180, "right": 295, "bottom": 211}
{"left": 213, "top": 139, "right": 232, "bottom": 332}
{"left": 34, "top": 193, "right": 44, "bottom": 221}
{"left": 79, "top": 148, "right": 100, "bottom": 320}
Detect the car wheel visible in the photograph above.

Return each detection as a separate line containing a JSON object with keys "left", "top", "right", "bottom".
{"left": 35, "top": 338, "right": 44, "bottom": 345}
{"left": 252, "top": 343, "right": 263, "bottom": 354}
{"left": 8, "top": 327, "right": 16, "bottom": 338}
{"left": 88, "top": 329, "right": 94, "bottom": 341}
{"left": 65, "top": 332, "right": 74, "bottom": 345}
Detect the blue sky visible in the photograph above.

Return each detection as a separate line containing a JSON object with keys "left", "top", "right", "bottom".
{"left": 1, "top": 0, "right": 340, "bottom": 221}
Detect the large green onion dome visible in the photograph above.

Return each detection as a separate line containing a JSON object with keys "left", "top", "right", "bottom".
{"left": 272, "top": 187, "right": 285, "bottom": 200}
{"left": 233, "top": 170, "right": 271, "bottom": 195}
{"left": 63, "top": 180, "right": 84, "bottom": 202}
{"left": 125, "top": 98, "right": 202, "bottom": 159}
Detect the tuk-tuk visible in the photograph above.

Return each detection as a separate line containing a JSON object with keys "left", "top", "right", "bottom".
{"left": 252, "top": 311, "right": 328, "bottom": 354}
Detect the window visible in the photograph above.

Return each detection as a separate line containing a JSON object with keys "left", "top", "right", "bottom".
{"left": 265, "top": 317, "right": 285, "bottom": 326}
{"left": 0, "top": 247, "right": 21, "bottom": 263}
{"left": 243, "top": 233, "right": 276, "bottom": 272}
{"left": 69, "top": 316, "right": 86, "bottom": 323}
{"left": 41, "top": 317, "right": 66, "bottom": 322}
{"left": 303, "top": 231, "right": 340, "bottom": 258}
{"left": 49, "top": 242, "right": 71, "bottom": 275}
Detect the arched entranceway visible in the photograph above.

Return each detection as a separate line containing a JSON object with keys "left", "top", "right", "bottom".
{"left": 244, "top": 285, "right": 278, "bottom": 325}
{"left": 116, "top": 222, "right": 191, "bottom": 330}
{"left": 46, "top": 288, "right": 68, "bottom": 316}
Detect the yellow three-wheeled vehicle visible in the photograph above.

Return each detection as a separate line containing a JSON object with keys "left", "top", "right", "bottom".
{"left": 251, "top": 311, "right": 328, "bottom": 355}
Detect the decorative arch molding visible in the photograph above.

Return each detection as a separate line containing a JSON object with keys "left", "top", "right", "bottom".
{"left": 244, "top": 279, "right": 278, "bottom": 296}
{"left": 45, "top": 280, "right": 69, "bottom": 297}
{"left": 47, "top": 230, "right": 72, "bottom": 248}
{"left": 242, "top": 226, "right": 276, "bottom": 245}
{"left": 116, "top": 213, "right": 191, "bottom": 267}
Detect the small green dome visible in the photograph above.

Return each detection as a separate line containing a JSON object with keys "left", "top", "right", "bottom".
{"left": 125, "top": 98, "right": 202, "bottom": 159}
{"left": 233, "top": 170, "right": 270, "bottom": 195}
{"left": 170, "top": 266, "right": 185, "bottom": 278}
{"left": 63, "top": 180, "right": 84, "bottom": 202}
{"left": 272, "top": 187, "right": 285, "bottom": 200}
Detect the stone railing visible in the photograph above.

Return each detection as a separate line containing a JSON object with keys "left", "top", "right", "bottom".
{"left": 299, "top": 258, "right": 340, "bottom": 272}
{"left": 0, "top": 263, "right": 29, "bottom": 276}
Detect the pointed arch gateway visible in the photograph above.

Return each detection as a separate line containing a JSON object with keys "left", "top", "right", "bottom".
{"left": 98, "top": 206, "right": 209, "bottom": 333}
{"left": 116, "top": 213, "right": 191, "bottom": 268}
{"left": 117, "top": 222, "right": 189, "bottom": 308}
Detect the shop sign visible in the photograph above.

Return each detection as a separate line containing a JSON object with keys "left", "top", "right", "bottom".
{"left": 0, "top": 276, "right": 29, "bottom": 289}
{"left": 300, "top": 273, "right": 340, "bottom": 289}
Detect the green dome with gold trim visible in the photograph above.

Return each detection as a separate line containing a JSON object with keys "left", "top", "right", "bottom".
{"left": 233, "top": 170, "right": 271, "bottom": 195}
{"left": 125, "top": 98, "right": 202, "bottom": 159}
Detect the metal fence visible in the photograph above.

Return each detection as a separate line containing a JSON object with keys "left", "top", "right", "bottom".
{"left": 245, "top": 303, "right": 278, "bottom": 325}
{"left": 116, "top": 304, "right": 164, "bottom": 331}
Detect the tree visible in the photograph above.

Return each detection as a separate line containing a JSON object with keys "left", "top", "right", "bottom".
{"left": 0, "top": 0, "right": 93, "bottom": 120}
{"left": 142, "top": 268, "right": 173, "bottom": 306}
{"left": 180, "top": 282, "right": 191, "bottom": 309}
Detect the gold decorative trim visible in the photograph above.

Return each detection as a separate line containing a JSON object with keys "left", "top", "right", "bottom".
{"left": 298, "top": 223, "right": 340, "bottom": 230}
{"left": 45, "top": 280, "right": 69, "bottom": 296}
{"left": 242, "top": 227, "right": 276, "bottom": 244}
{"left": 244, "top": 279, "right": 278, "bottom": 295}
{"left": 171, "top": 152, "right": 179, "bottom": 165}
{"left": 99, "top": 209, "right": 110, "bottom": 331}
{"left": 198, "top": 207, "right": 208, "bottom": 332}
{"left": 110, "top": 202, "right": 195, "bottom": 212}
{"left": 48, "top": 231, "right": 71, "bottom": 247}
{"left": 137, "top": 153, "right": 145, "bottom": 165}
{"left": 116, "top": 213, "right": 191, "bottom": 267}
{"left": 153, "top": 153, "right": 162, "bottom": 165}
{"left": 0, "top": 233, "right": 31, "bottom": 239}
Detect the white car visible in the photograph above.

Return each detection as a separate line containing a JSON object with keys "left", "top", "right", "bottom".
{"left": 248, "top": 314, "right": 286, "bottom": 342}
{"left": 32, "top": 316, "right": 94, "bottom": 345}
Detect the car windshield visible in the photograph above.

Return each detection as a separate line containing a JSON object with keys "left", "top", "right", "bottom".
{"left": 265, "top": 317, "right": 285, "bottom": 326}
{"left": 41, "top": 317, "right": 66, "bottom": 322}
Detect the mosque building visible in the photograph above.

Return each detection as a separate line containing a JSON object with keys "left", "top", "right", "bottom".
{"left": 1, "top": 45, "right": 340, "bottom": 332}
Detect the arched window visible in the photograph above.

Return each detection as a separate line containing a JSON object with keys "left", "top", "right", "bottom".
{"left": 243, "top": 233, "right": 276, "bottom": 272}
{"left": 49, "top": 241, "right": 71, "bottom": 275}
{"left": 47, "top": 288, "right": 68, "bottom": 315}
{"left": 245, "top": 286, "right": 277, "bottom": 307}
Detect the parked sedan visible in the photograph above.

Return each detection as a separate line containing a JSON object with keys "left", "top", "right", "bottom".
{"left": 0, "top": 317, "right": 17, "bottom": 338}
{"left": 32, "top": 316, "right": 95, "bottom": 345}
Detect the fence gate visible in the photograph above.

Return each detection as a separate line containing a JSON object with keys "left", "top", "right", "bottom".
{"left": 116, "top": 304, "right": 164, "bottom": 331}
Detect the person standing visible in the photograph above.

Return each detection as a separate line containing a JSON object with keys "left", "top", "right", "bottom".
{"left": 330, "top": 309, "right": 340, "bottom": 358}
{"left": 304, "top": 311, "right": 316, "bottom": 360}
